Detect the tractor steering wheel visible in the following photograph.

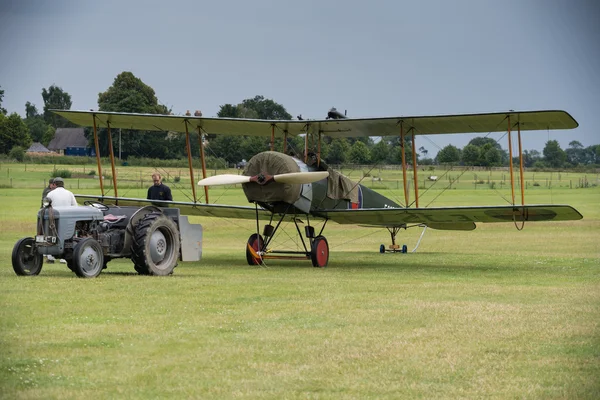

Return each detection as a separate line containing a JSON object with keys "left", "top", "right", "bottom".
{"left": 83, "top": 200, "right": 109, "bottom": 211}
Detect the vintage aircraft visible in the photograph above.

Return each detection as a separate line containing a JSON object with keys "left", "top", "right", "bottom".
{"left": 52, "top": 109, "right": 583, "bottom": 267}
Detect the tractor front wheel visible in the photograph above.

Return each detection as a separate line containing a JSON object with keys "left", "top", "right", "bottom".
{"left": 72, "top": 237, "right": 104, "bottom": 278}
{"left": 12, "top": 237, "right": 43, "bottom": 276}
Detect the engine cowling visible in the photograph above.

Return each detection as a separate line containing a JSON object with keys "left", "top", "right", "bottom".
{"left": 242, "top": 151, "right": 303, "bottom": 205}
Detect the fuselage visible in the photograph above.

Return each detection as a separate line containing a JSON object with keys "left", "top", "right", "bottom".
{"left": 242, "top": 151, "right": 400, "bottom": 216}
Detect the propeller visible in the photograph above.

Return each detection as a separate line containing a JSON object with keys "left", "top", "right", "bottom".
{"left": 272, "top": 171, "right": 329, "bottom": 184}
{"left": 197, "top": 174, "right": 250, "bottom": 186}
{"left": 198, "top": 171, "right": 328, "bottom": 186}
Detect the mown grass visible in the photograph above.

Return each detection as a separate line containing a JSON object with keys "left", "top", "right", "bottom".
{"left": 0, "top": 163, "right": 598, "bottom": 399}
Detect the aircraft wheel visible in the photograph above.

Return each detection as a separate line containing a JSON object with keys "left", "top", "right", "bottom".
{"left": 311, "top": 236, "right": 329, "bottom": 268}
{"left": 402, "top": 244, "right": 408, "bottom": 253}
{"left": 131, "top": 212, "right": 180, "bottom": 276}
{"left": 12, "top": 237, "right": 43, "bottom": 276}
{"left": 246, "top": 233, "right": 263, "bottom": 265}
{"left": 379, "top": 244, "right": 385, "bottom": 253}
{"left": 72, "top": 238, "right": 104, "bottom": 278}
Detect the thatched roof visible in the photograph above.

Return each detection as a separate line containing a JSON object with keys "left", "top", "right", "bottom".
{"left": 26, "top": 142, "right": 51, "bottom": 153}
{"left": 47, "top": 128, "right": 88, "bottom": 150}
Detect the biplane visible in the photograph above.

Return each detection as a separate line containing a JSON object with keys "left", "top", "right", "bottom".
{"left": 52, "top": 109, "right": 583, "bottom": 267}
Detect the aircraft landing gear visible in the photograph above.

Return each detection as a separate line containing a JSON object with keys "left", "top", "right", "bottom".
{"left": 311, "top": 236, "right": 329, "bottom": 267}
{"left": 380, "top": 243, "right": 408, "bottom": 253}
{"left": 246, "top": 233, "right": 264, "bottom": 265}
{"left": 245, "top": 214, "right": 329, "bottom": 267}
{"left": 380, "top": 226, "right": 408, "bottom": 253}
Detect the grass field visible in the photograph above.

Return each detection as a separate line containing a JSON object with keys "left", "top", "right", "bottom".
{"left": 0, "top": 163, "right": 599, "bottom": 399}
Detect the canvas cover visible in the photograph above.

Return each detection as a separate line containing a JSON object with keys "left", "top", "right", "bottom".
{"left": 242, "top": 151, "right": 302, "bottom": 204}
{"left": 327, "top": 168, "right": 359, "bottom": 203}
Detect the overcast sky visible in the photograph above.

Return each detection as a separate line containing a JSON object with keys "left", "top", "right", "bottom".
{"left": 1, "top": 0, "right": 598, "bottom": 156}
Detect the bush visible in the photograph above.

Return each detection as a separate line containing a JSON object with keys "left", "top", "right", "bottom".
{"left": 52, "top": 169, "right": 72, "bottom": 178}
{"left": 87, "top": 170, "right": 96, "bottom": 176}
{"left": 174, "top": 176, "right": 181, "bottom": 183}
{"left": 9, "top": 146, "right": 25, "bottom": 162}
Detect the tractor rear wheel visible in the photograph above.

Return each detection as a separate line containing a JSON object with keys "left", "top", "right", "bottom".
{"left": 131, "top": 212, "right": 180, "bottom": 276}
{"left": 12, "top": 237, "right": 43, "bottom": 276}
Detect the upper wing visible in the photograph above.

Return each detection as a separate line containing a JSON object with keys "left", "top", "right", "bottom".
{"left": 75, "top": 195, "right": 273, "bottom": 220}
{"left": 53, "top": 109, "right": 577, "bottom": 138}
{"left": 317, "top": 205, "right": 583, "bottom": 230}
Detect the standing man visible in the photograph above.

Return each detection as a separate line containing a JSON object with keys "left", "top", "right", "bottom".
{"left": 147, "top": 173, "right": 173, "bottom": 201}
{"left": 41, "top": 178, "right": 56, "bottom": 207}
{"left": 46, "top": 177, "right": 78, "bottom": 207}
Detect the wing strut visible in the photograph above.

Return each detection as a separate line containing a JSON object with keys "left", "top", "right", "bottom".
{"left": 400, "top": 122, "right": 409, "bottom": 207}
{"left": 184, "top": 121, "right": 197, "bottom": 203}
{"left": 517, "top": 122, "right": 525, "bottom": 206}
{"left": 270, "top": 124, "right": 275, "bottom": 151}
{"left": 411, "top": 129, "right": 419, "bottom": 208}
{"left": 92, "top": 114, "right": 105, "bottom": 196}
{"left": 197, "top": 127, "right": 209, "bottom": 203}
{"left": 106, "top": 122, "right": 119, "bottom": 198}
{"left": 317, "top": 131, "right": 322, "bottom": 167}
{"left": 507, "top": 115, "right": 528, "bottom": 230}
{"left": 507, "top": 115, "right": 516, "bottom": 205}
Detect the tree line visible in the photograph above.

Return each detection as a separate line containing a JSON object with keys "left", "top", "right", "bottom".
{"left": 1, "top": 73, "right": 599, "bottom": 169}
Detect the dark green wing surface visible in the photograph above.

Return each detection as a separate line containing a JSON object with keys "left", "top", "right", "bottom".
{"left": 75, "top": 195, "right": 272, "bottom": 220}
{"left": 317, "top": 205, "right": 583, "bottom": 230}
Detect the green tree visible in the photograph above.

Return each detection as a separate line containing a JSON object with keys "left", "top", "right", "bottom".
{"left": 468, "top": 137, "right": 501, "bottom": 150}
{"left": 241, "top": 136, "right": 269, "bottom": 161}
{"left": 0, "top": 113, "right": 32, "bottom": 154}
{"left": 99, "top": 72, "right": 168, "bottom": 114}
{"left": 42, "top": 125, "right": 56, "bottom": 147}
{"left": 349, "top": 140, "right": 371, "bottom": 164}
{"left": 565, "top": 140, "right": 585, "bottom": 166}
{"left": 522, "top": 149, "right": 541, "bottom": 167}
{"left": 42, "top": 85, "right": 73, "bottom": 128}
{"left": 206, "top": 135, "right": 244, "bottom": 165}
{"left": 96, "top": 72, "right": 171, "bottom": 159}
{"left": 461, "top": 144, "right": 480, "bottom": 165}
{"left": 24, "top": 101, "right": 49, "bottom": 143}
{"left": 543, "top": 140, "right": 566, "bottom": 168}
{"left": 238, "top": 95, "right": 292, "bottom": 120}
{"left": 589, "top": 145, "right": 600, "bottom": 165}
{"left": 214, "top": 96, "right": 292, "bottom": 162}
{"left": 0, "top": 86, "right": 7, "bottom": 115}
{"left": 9, "top": 145, "right": 25, "bottom": 162}
{"left": 326, "top": 138, "right": 350, "bottom": 164}
{"left": 370, "top": 140, "right": 390, "bottom": 164}
{"left": 482, "top": 143, "right": 502, "bottom": 166}
{"left": 436, "top": 144, "right": 461, "bottom": 164}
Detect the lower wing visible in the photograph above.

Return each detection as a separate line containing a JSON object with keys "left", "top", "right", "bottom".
{"left": 75, "top": 195, "right": 272, "bottom": 220}
{"left": 315, "top": 205, "right": 583, "bottom": 230}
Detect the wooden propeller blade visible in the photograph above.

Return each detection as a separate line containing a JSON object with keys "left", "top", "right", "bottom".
{"left": 273, "top": 171, "right": 329, "bottom": 184}
{"left": 197, "top": 174, "right": 251, "bottom": 186}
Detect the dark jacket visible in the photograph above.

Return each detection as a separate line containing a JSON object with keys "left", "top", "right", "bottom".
{"left": 41, "top": 185, "right": 52, "bottom": 206}
{"left": 147, "top": 184, "right": 173, "bottom": 201}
